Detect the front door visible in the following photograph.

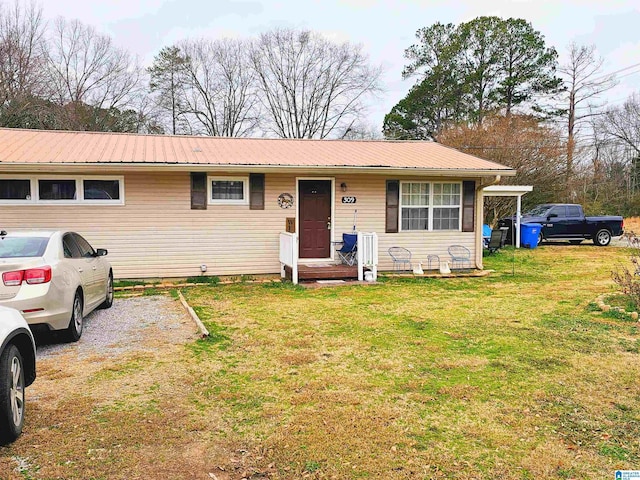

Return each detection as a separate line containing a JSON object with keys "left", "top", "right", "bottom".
{"left": 299, "top": 180, "right": 331, "bottom": 258}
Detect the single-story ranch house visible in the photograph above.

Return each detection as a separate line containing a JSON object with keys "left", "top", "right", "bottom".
{"left": 0, "top": 128, "right": 515, "bottom": 280}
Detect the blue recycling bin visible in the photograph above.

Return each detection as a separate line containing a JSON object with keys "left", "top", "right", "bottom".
{"left": 520, "top": 223, "right": 542, "bottom": 249}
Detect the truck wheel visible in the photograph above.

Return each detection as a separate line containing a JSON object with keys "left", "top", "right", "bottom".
{"left": 593, "top": 229, "right": 612, "bottom": 246}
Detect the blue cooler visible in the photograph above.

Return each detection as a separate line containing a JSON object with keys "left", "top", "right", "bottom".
{"left": 520, "top": 223, "right": 542, "bottom": 249}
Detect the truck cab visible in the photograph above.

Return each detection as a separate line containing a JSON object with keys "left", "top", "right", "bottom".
{"left": 499, "top": 203, "right": 624, "bottom": 246}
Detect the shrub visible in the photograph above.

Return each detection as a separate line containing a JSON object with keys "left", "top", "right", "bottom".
{"left": 611, "top": 250, "right": 640, "bottom": 309}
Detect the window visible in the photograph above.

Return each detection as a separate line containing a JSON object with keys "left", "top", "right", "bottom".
{"left": 39, "top": 179, "right": 76, "bottom": 200}
{"left": 548, "top": 206, "right": 566, "bottom": 217}
{"left": 0, "top": 176, "right": 124, "bottom": 205}
{"left": 0, "top": 237, "right": 49, "bottom": 258}
{"left": 62, "top": 234, "right": 81, "bottom": 259}
{"left": 208, "top": 176, "right": 248, "bottom": 205}
{"left": 0, "top": 179, "right": 31, "bottom": 201}
{"left": 432, "top": 183, "right": 461, "bottom": 230}
{"left": 400, "top": 181, "right": 461, "bottom": 231}
{"left": 401, "top": 182, "right": 429, "bottom": 230}
{"left": 72, "top": 233, "right": 95, "bottom": 258}
{"left": 567, "top": 205, "right": 581, "bottom": 217}
{"left": 83, "top": 179, "right": 120, "bottom": 200}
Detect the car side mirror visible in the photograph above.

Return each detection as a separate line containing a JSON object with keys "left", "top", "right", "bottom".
{"left": 95, "top": 248, "right": 108, "bottom": 256}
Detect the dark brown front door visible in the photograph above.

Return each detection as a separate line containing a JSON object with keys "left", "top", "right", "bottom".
{"left": 299, "top": 180, "right": 331, "bottom": 258}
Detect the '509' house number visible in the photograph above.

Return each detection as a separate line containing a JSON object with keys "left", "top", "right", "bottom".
{"left": 341, "top": 196, "right": 356, "bottom": 204}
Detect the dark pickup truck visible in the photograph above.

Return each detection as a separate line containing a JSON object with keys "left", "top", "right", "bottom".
{"left": 498, "top": 203, "right": 624, "bottom": 246}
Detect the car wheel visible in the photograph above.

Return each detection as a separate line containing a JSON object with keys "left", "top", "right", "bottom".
{"left": 0, "top": 344, "right": 25, "bottom": 445}
{"left": 593, "top": 229, "right": 612, "bottom": 247}
{"left": 99, "top": 272, "right": 114, "bottom": 310}
{"left": 569, "top": 240, "right": 583, "bottom": 245}
{"left": 538, "top": 232, "right": 544, "bottom": 245}
{"left": 65, "top": 292, "right": 83, "bottom": 342}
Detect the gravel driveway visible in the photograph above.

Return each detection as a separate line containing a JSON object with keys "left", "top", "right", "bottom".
{"left": 36, "top": 295, "right": 198, "bottom": 359}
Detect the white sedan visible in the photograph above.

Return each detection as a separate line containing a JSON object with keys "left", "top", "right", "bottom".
{"left": 0, "top": 306, "right": 36, "bottom": 444}
{"left": 0, "top": 230, "right": 113, "bottom": 341}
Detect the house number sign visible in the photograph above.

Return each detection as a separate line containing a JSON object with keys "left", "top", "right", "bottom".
{"left": 341, "top": 196, "right": 357, "bottom": 204}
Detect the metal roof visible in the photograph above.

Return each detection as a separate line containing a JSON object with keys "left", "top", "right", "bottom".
{"left": 0, "top": 128, "right": 515, "bottom": 175}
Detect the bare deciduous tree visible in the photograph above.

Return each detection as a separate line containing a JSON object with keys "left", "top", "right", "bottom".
{"left": 558, "top": 43, "right": 616, "bottom": 198}
{"left": 601, "top": 93, "right": 640, "bottom": 198}
{"left": 250, "top": 28, "right": 383, "bottom": 139}
{"left": 46, "top": 17, "right": 141, "bottom": 129}
{"left": 437, "top": 114, "right": 565, "bottom": 223}
{"left": 178, "top": 38, "right": 259, "bottom": 137}
{"left": 602, "top": 93, "right": 640, "bottom": 156}
{"left": 0, "top": 0, "right": 48, "bottom": 126}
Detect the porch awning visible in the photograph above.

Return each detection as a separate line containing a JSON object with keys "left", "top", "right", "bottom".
{"left": 482, "top": 185, "right": 533, "bottom": 248}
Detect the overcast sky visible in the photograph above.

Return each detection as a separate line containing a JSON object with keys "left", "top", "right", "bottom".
{"left": 37, "top": 0, "right": 640, "bottom": 133}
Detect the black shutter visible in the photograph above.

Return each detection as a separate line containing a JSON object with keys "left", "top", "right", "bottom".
{"left": 190, "top": 173, "right": 207, "bottom": 210}
{"left": 462, "top": 180, "right": 475, "bottom": 232}
{"left": 386, "top": 180, "right": 399, "bottom": 233}
{"left": 249, "top": 173, "right": 265, "bottom": 210}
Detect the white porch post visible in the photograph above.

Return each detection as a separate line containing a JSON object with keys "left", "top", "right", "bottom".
{"left": 515, "top": 194, "right": 522, "bottom": 248}
{"left": 475, "top": 186, "right": 485, "bottom": 269}
{"left": 357, "top": 231, "right": 364, "bottom": 281}
{"left": 356, "top": 232, "right": 378, "bottom": 281}
{"left": 291, "top": 235, "right": 298, "bottom": 285}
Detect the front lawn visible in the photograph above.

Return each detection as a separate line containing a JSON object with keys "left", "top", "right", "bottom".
{"left": 182, "top": 245, "right": 639, "bottom": 479}
{"left": 2, "top": 244, "right": 638, "bottom": 480}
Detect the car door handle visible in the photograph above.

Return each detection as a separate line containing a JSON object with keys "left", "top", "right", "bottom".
{"left": 92, "top": 266, "right": 97, "bottom": 271}
{"left": 78, "top": 268, "right": 83, "bottom": 273}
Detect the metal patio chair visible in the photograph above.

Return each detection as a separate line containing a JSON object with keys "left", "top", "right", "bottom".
{"left": 388, "top": 246, "right": 412, "bottom": 271}
{"left": 487, "top": 229, "right": 508, "bottom": 254}
{"left": 336, "top": 233, "right": 358, "bottom": 266}
{"left": 448, "top": 245, "right": 471, "bottom": 270}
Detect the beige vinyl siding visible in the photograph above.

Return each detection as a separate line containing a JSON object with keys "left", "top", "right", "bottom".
{"left": 334, "top": 175, "right": 476, "bottom": 271}
{"left": 0, "top": 171, "right": 480, "bottom": 278}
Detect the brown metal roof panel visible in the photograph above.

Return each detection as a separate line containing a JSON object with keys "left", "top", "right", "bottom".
{"left": 0, "top": 128, "right": 514, "bottom": 173}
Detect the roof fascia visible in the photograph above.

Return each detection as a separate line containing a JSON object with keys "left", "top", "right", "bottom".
{"left": 0, "top": 163, "right": 516, "bottom": 177}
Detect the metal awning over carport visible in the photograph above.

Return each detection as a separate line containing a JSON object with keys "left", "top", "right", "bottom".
{"left": 482, "top": 185, "right": 533, "bottom": 248}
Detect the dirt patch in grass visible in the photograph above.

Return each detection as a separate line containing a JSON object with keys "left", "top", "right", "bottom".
{"left": 0, "top": 296, "right": 204, "bottom": 480}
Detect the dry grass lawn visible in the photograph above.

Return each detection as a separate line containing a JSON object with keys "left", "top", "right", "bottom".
{"left": 1, "top": 243, "right": 639, "bottom": 479}
{"left": 625, "top": 216, "right": 640, "bottom": 232}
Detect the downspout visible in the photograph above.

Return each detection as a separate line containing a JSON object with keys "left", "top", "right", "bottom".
{"left": 475, "top": 175, "right": 501, "bottom": 270}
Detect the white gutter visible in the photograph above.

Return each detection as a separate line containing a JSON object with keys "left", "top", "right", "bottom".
{"left": 475, "top": 176, "right": 502, "bottom": 269}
